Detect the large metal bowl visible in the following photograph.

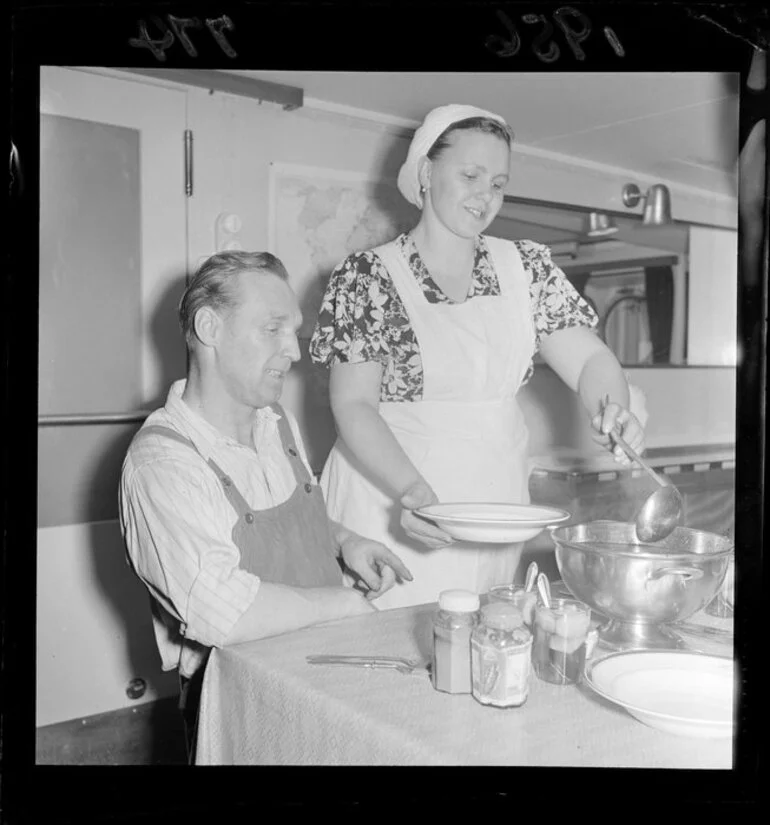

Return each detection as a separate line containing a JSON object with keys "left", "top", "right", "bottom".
{"left": 551, "top": 520, "right": 734, "bottom": 651}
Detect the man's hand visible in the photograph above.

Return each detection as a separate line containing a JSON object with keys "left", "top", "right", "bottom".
{"left": 590, "top": 400, "right": 645, "bottom": 466}
{"left": 399, "top": 478, "right": 455, "bottom": 549}
{"left": 340, "top": 535, "right": 413, "bottom": 601}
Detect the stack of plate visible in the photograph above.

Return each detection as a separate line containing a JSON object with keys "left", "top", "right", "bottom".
{"left": 414, "top": 503, "right": 571, "bottom": 544}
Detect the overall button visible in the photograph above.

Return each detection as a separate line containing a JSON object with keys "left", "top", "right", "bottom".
{"left": 287, "top": 447, "right": 298, "bottom": 457}
{"left": 244, "top": 512, "right": 254, "bottom": 524}
{"left": 304, "top": 483, "right": 313, "bottom": 493}
{"left": 222, "top": 477, "right": 232, "bottom": 487}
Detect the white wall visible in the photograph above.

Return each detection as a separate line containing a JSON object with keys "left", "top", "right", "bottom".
{"left": 185, "top": 91, "right": 410, "bottom": 266}
{"left": 519, "top": 365, "right": 736, "bottom": 457}
{"left": 37, "top": 523, "right": 178, "bottom": 727}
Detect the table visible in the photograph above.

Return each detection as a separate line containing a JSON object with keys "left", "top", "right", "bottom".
{"left": 195, "top": 602, "right": 734, "bottom": 767}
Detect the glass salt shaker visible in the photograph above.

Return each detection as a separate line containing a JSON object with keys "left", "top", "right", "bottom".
{"left": 431, "top": 589, "right": 481, "bottom": 694}
{"left": 471, "top": 602, "right": 532, "bottom": 709}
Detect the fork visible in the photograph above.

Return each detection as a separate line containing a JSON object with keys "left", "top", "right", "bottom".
{"left": 306, "top": 654, "right": 427, "bottom": 675}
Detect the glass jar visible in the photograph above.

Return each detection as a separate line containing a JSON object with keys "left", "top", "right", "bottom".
{"left": 487, "top": 584, "right": 538, "bottom": 627}
{"left": 431, "top": 589, "right": 481, "bottom": 694}
{"left": 532, "top": 599, "right": 592, "bottom": 685}
{"left": 471, "top": 602, "right": 532, "bottom": 708}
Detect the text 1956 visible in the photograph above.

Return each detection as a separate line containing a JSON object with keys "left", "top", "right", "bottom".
{"left": 486, "top": 6, "right": 625, "bottom": 62}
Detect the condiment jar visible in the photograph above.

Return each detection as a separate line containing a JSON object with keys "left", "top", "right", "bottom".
{"left": 431, "top": 589, "right": 481, "bottom": 694}
{"left": 471, "top": 602, "right": 532, "bottom": 709}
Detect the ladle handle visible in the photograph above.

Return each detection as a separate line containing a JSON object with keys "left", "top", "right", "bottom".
{"left": 611, "top": 428, "right": 668, "bottom": 487}
{"left": 602, "top": 394, "right": 667, "bottom": 487}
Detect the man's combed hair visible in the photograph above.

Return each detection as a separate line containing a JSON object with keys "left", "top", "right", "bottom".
{"left": 179, "top": 251, "right": 290, "bottom": 347}
{"left": 427, "top": 116, "right": 514, "bottom": 161}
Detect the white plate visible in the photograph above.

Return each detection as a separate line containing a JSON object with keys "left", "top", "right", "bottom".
{"left": 414, "top": 503, "right": 571, "bottom": 543}
{"left": 584, "top": 650, "right": 735, "bottom": 739}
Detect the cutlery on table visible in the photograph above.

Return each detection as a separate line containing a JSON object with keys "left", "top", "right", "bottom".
{"left": 306, "top": 655, "right": 427, "bottom": 675}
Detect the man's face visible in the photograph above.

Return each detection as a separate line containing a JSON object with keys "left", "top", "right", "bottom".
{"left": 215, "top": 271, "right": 302, "bottom": 410}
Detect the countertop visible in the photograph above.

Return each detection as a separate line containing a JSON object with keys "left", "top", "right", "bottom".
{"left": 530, "top": 442, "right": 735, "bottom": 477}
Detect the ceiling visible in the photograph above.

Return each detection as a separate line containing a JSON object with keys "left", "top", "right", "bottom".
{"left": 225, "top": 71, "right": 740, "bottom": 196}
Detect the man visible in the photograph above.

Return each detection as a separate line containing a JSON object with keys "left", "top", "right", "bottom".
{"left": 119, "top": 251, "right": 412, "bottom": 762}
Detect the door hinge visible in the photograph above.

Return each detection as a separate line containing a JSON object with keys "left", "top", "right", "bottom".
{"left": 184, "top": 129, "right": 193, "bottom": 197}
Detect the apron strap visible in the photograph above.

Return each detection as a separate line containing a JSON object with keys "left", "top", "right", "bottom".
{"left": 131, "top": 424, "right": 253, "bottom": 514}
{"left": 134, "top": 424, "right": 196, "bottom": 448}
{"left": 268, "top": 403, "right": 313, "bottom": 485}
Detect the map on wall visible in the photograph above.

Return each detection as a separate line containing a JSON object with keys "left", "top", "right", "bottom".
{"left": 268, "top": 162, "right": 418, "bottom": 338}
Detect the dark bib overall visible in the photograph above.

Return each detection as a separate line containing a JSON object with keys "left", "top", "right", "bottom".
{"left": 132, "top": 403, "right": 342, "bottom": 762}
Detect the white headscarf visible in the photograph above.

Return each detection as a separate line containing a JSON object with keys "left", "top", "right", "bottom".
{"left": 397, "top": 104, "right": 510, "bottom": 208}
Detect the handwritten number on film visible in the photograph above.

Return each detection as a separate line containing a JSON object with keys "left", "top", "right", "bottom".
{"left": 487, "top": 6, "right": 625, "bottom": 61}
{"left": 129, "top": 14, "right": 237, "bottom": 61}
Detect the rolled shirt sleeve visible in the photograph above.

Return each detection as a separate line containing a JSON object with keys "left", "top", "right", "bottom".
{"left": 120, "top": 453, "right": 261, "bottom": 650}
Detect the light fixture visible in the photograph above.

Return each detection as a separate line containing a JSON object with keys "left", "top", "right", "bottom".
{"left": 583, "top": 211, "right": 619, "bottom": 238}
{"left": 622, "top": 183, "right": 673, "bottom": 227}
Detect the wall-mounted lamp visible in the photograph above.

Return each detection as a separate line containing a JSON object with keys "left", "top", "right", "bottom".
{"left": 583, "top": 211, "right": 618, "bottom": 238}
{"left": 622, "top": 183, "right": 673, "bottom": 227}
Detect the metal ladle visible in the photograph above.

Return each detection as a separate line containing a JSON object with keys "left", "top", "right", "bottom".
{"left": 610, "top": 426, "right": 684, "bottom": 543}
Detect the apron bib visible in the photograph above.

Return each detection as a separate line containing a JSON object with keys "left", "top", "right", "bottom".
{"left": 136, "top": 406, "right": 342, "bottom": 588}
{"left": 322, "top": 235, "right": 536, "bottom": 609}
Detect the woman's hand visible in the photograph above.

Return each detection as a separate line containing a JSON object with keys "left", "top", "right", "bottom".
{"left": 590, "top": 400, "right": 645, "bottom": 467}
{"left": 399, "top": 478, "right": 455, "bottom": 549}
{"left": 339, "top": 534, "right": 413, "bottom": 600}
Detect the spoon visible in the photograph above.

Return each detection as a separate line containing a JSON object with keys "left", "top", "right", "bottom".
{"left": 524, "top": 562, "right": 538, "bottom": 592}
{"left": 603, "top": 396, "right": 683, "bottom": 543}
{"left": 536, "top": 572, "right": 552, "bottom": 609}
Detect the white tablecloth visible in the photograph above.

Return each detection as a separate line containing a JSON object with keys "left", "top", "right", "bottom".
{"left": 196, "top": 603, "right": 734, "bottom": 767}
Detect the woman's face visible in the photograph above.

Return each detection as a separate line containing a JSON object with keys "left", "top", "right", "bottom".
{"left": 423, "top": 129, "right": 510, "bottom": 239}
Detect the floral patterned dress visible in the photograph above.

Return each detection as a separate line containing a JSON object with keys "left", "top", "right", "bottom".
{"left": 309, "top": 232, "right": 598, "bottom": 395}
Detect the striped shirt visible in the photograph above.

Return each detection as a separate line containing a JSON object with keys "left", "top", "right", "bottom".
{"left": 119, "top": 379, "right": 317, "bottom": 677}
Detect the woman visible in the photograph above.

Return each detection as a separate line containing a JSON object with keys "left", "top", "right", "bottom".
{"left": 309, "top": 104, "right": 646, "bottom": 609}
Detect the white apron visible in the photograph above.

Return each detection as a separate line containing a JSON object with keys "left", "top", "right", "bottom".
{"left": 321, "top": 235, "right": 536, "bottom": 609}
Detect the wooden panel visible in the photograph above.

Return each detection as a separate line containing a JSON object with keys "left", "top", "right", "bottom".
{"left": 37, "top": 422, "right": 142, "bottom": 527}
{"left": 38, "top": 113, "right": 142, "bottom": 527}
{"left": 39, "top": 114, "right": 142, "bottom": 415}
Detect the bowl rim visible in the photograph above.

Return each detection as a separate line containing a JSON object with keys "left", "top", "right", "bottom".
{"left": 417, "top": 502, "right": 571, "bottom": 526}
{"left": 550, "top": 520, "right": 734, "bottom": 561}
{"left": 584, "top": 650, "right": 734, "bottom": 727}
